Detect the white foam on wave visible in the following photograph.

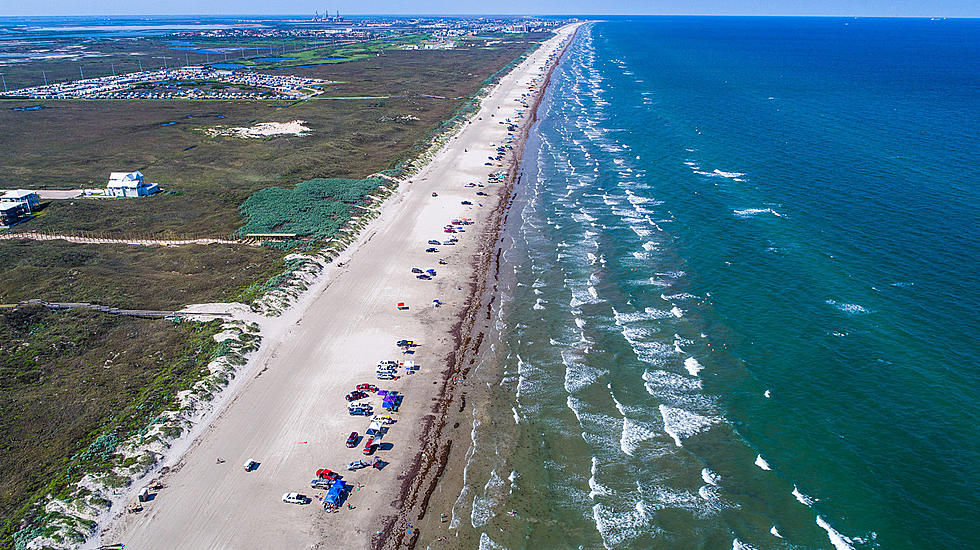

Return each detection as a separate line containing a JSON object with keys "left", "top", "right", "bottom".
{"left": 770, "top": 526, "right": 783, "bottom": 538}
{"left": 698, "top": 484, "right": 722, "bottom": 503}
{"left": 793, "top": 485, "right": 816, "bottom": 506}
{"left": 621, "top": 326, "right": 676, "bottom": 366}
{"left": 562, "top": 351, "right": 604, "bottom": 394}
{"left": 659, "top": 404, "right": 718, "bottom": 447}
{"left": 732, "top": 538, "right": 759, "bottom": 550}
{"left": 662, "top": 292, "right": 697, "bottom": 300}
{"left": 733, "top": 207, "right": 784, "bottom": 218}
{"left": 643, "top": 370, "right": 703, "bottom": 392}
{"left": 826, "top": 299, "right": 872, "bottom": 315}
{"left": 588, "top": 456, "right": 608, "bottom": 499}
{"left": 684, "top": 357, "right": 704, "bottom": 376}
{"left": 613, "top": 306, "right": 673, "bottom": 324}
{"left": 621, "top": 417, "right": 658, "bottom": 456}
{"left": 533, "top": 298, "right": 547, "bottom": 310}
{"left": 713, "top": 169, "right": 745, "bottom": 179}
{"left": 471, "top": 469, "right": 504, "bottom": 528}
{"left": 701, "top": 467, "right": 721, "bottom": 486}
{"left": 592, "top": 502, "right": 648, "bottom": 547}
{"left": 670, "top": 306, "right": 684, "bottom": 318}
{"left": 755, "top": 454, "right": 772, "bottom": 470}
{"left": 817, "top": 516, "right": 857, "bottom": 550}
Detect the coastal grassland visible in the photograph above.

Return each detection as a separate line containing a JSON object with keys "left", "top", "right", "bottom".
{"left": 0, "top": 240, "right": 283, "bottom": 309}
{"left": 0, "top": 35, "right": 543, "bottom": 238}
{"left": 0, "top": 307, "right": 225, "bottom": 549}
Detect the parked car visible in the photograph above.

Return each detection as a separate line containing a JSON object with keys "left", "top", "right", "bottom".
{"left": 427, "top": 240, "right": 441, "bottom": 245}
{"left": 316, "top": 469, "right": 340, "bottom": 480}
{"left": 431, "top": 192, "right": 438, "bottom": 197}
{"left": 310, "top": 478, "right": 334, "bottom": 489}
{"left": 442, "top": 240, "right": 455, "bottom": 245}
{"left": 426, "top": 247, "right": 438, "bottom": 252}
{"left": 356, "top": 384, "right": 378, "bottom": 392}
{"left": 345, "top": 390, "right": 368, "bottom": 402}
{"left": 411, "top": 267, "right": 424, "bottom": 273}
{"left": 362, "top": 437, "right": 376, "bottom": 455}
{"left": 349, "top": 405, "right": 372, "bottom": 416}
{"left": 243, "top": 459, "right": 258, "bottom": 472}
{"left": 346, "top": 432, "right": 359, "bottom": 448}
{"left": 282, "top": 493, "right": 310, "bottom": 505}
{"left": 416, "top": 274, "right": 431, "bottom": 280}
{"left": 347, "top": 460, "right": 369, "bottom": 471}
{"left": 476, "top": 191, "right": 488, "bottom": 196}
{"left": 461, "top": 201, "right": 473, "bottom": 205}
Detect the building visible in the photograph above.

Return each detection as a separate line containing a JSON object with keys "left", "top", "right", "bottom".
{"left": 0, "top": 190, "right": 40, "bottom": 213}
{"left": 0, "top": 202, "right": 29, "bottom": 227}
{"left": 106, "top": 171, "right": 159, "bottom": 197}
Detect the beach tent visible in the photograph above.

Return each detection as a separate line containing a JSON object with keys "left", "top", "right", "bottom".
{"left": 324, "top": 480, "right": 347, "bottom": 508}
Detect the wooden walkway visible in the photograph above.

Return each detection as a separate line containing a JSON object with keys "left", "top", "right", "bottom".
{"left": 0, "top": 231, "right": 251, "bottom": 247}
{"left": 0, "top": 300, "right": 233, "bottom": 320}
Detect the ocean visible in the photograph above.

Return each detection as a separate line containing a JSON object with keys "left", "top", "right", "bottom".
{"left": 450, "top": 17, "right": 980, "bottom": 549}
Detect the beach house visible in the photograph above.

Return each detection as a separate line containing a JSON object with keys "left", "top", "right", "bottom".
{"left": 0, "top": 190, "right": 40, "bottom": 213}
{"left": 0, "top": 202, "right": 29, "bottom": 227}
{"left": 105, "top": 171, "right": 159, "bottom": 197}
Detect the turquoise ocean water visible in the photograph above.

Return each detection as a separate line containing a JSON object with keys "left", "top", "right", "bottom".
{"left": 449, "top": 17, "right": 980, "bottom": 550}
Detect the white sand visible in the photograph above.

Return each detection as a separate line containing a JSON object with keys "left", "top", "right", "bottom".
{"left": 93, "top": 24, "right": 581, "bottom": 550}
{"left": 206, "top": 119, "right": 311, "bottom": 138}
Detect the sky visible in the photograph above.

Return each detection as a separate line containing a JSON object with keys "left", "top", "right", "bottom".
{"left": 0, "top": 0, "right": 977, "bottom": 18}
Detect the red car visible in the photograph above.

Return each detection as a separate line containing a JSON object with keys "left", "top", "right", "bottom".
{"left": 362, "top": 437, "right": 376, "bottom": 455}
{"left": 356, "top": 384, "right": 378, "bottom": 392}
{"left": 316, "top": 469, "right": 340, "bottom": 480}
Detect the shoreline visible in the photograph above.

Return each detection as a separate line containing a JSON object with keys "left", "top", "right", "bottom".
{"left": 83, "top": 23, "right": 582, "bottom": 550}
{"left": 372, "top": 24, "right": 581, "bottom": 550}
{"left": 373, "top": 23, "right": 582, "bottom": 550}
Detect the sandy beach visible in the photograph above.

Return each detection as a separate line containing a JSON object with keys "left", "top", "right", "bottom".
{"left": 93, "top": 23, "right": 580, "bottom": 550}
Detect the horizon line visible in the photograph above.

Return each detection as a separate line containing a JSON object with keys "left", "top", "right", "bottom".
{"left": 1, "top": 13, "right": 977, "bottom": 19}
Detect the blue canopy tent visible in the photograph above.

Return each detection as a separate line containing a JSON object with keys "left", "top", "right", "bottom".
{"left": 324, "top": 480, "right": 347, "bottom": 508}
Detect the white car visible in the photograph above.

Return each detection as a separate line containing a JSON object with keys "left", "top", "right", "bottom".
{"left": 282, "top": 492, "right": 309, "bottom": 505}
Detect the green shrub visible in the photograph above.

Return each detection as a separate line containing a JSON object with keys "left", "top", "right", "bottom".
{"left": 235, "top": 177, "right": 382, "bottom": 241}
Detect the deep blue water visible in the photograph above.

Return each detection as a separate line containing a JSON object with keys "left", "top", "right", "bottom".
{"left": 452, "top": 17, "right": 980, "bottom": 550}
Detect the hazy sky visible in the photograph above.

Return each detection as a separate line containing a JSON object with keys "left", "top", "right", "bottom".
{"left": 2, "top": 0, "right": 977, "bottom": 18}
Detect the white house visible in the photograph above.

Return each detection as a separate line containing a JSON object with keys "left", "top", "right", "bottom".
{"left": 106, "top": 171, "right": 159, "bottom": 197}
{"left": 0, "top": 189, "right": 40, "bottom": 213}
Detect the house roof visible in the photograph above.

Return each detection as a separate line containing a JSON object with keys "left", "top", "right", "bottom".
{"left": 108, "top": 171, "right": 143, "bottom": 182}
{"left": 1, "top": 189, "right": 38, "bottom": 200}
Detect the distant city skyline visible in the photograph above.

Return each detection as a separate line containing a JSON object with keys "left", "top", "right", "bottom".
{"left": 2, "top": 1, "right": 978, "bottom": 18}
